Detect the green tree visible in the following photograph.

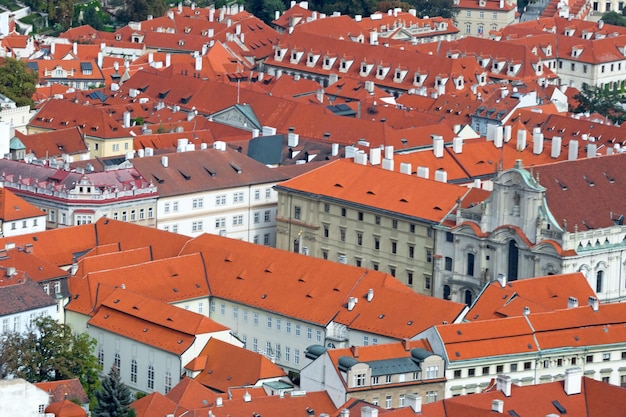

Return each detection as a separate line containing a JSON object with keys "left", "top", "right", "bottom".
{"left": 117, "top": 0, "right": 168, "bottom": 24}
{"left": 24, "top": 0, "right": 76, "bottom": 29}
{"left": 93, "top": 366, "right": 135, "bottom": 417}
{"left": 249, "top": 0, "right": 285, "bottom": 24}
{"left": 82, "top": 6, "right": 105, "bottom": 30}
{"left": 601, "top": 11, "right": 626, "bottom": 26}
{"left": 409, "top": 0, "right": 456, "bottom": 18}
{"left": 0, "top": 316, "right": 101, "bottom": 401}
{"left": 0, "top": 58, "right": 38, "bottom": 108}
{"left": 573, "top": 83, "right": 626, "bottom": 125}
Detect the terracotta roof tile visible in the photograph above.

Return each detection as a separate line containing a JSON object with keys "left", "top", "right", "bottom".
{"left": 14, "top": 127, "right": 88, "bottom": 158}
{"left": 0, "top": 187, "right": 45, "bottom": 222}
{"left": 35, "top": 379, "right": 89, "bottom": 404}
{"left": 193, "top": 338, "right": 286, "bottom": 393}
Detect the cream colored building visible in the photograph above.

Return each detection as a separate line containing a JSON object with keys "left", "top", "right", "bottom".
{"left": 274, "top": 158, "right": 472, "bottom": 295}
{"left": 454, "top": 0, "right": 517, "bottom": 38}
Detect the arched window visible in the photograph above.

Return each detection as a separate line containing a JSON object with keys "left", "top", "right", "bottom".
{"left": 148, "top": 365, "right": 154, "bottom": 389}
{"left": 596, "top": 270, "right": 604, "bottom": 293}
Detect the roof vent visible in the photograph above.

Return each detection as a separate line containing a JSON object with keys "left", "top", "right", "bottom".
{"left": 243, "top": 391, "right": 251, "bottom": 402}
{"left": 492, "top": 399, "right": 504, "bottom": 413}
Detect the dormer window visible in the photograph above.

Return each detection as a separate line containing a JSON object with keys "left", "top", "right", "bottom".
{"left": 377, "top": 67, "right": 384, "bottom": 77}
{"left": 291, "top": 51, "right": 297, "bottom": 60}
{"left": 308, "top": 55, "right": 314, "bottom": 63}
{"left": 185, "top": 27, "right": 191, "bottom": 34}
{"left": 361, "top": 63, "right": 367, "bottom": 73}
{"left": 324, "top": 58, "right": 330, "bottom": 66}
{"left": 178, "top": 40, "right": 185, "bottom": 46}
{"left": 115, "top": 34, "right": 122, "bottom": 41}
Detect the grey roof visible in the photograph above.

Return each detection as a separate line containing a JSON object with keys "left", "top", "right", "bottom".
{"left": 80, "top": 62, "right": 93, "bottom": 72}
{"left": 0, "top": 277, "right": 55, "bottom": 316}
{"left": 247, "top": 135, "right": 284, "bottom": 165}
{"left": 369, "top": 357, "right": 421, "bottom": 377}
{"left": 411, "top": 347, "right": 434, "bottom": 361}
{"left": 338, "top": 356, "right": 360, "bottom": 372}
{"left": 305, "top": 344, "right": 326, "bottom": 360}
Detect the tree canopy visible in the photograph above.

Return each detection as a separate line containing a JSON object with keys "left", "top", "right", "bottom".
{"left": 93, "top": 366, "right": 135, "bottom": 417}
{"left": 601, "top": 11, "right": 626, "bottom": 26}
{"left": 116, "top": 0, "right": 168, "bottom": 25}
{"left": 23, "top": 0, "right": 76, "bottom": 29}
{"left": 573, "top": 83, "right": 626, "bottom": 125}
{"left": 0, "top": 316, "right": 101, "bottom": 401}
{"left": 0, "top": 58, "right": 38, "bottom": 108}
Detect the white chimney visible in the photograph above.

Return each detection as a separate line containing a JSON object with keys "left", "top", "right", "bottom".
{"left": 453, "top": 136, "right": 463, "bottom": 153}
{"left": 568, "top": 296, "right": 578, "bottom": 308}
{"left": 370, "top": 30, "right": 378, "bottom": 45}
{"left": 417, "top": 166, "right": 429, "bottom": 179}
{"left": 492, "top": 399, "right": 504, "bottom": 413}
{"left": 496, "top": 273, "right": 507, "bottom": 288}
{"left": 361, "top": 406, "right": 378, "bottom": 417}
{"left": 195, "top": 56, "right": 202, "bottom": 71}
{"left": 382, "top": 158, "right": 394, "bottom": 171}
{"left": 50, "top": 42, "right": 56, "bottom": 55}
{"left": 161, "top": 156, "right": 169, "bottom": 167}
{"left": 367, "top": 288, "right": 374, "bottom": 302}
{"left": 332, "top": 143, "right": 339, "bottom": 156}
{"left": 433, "top": 135, "right": 444, "bottom": 158}
{"left": 97, "top": 52, "right": 103, "bottom": 68}
{"left": 243, "top": 391, "right": 251, "bottom": 402}
{"left": 434, "top": 169, "right": 447, "bottom": 183}
{"left": 523, "top": 306, "right": 530, "bottom": 315}
{"left": 384, "top": 146, "right": 394, "bottom": 159}
{"left": 137, "top": 149, "right": 145, "bottom": 158}
{"left": 177, "top": 138, "right": 189, "bottom": 152}
{"left": 486, "top": 124, "right": 497, "bottom": 141}
{"left": 345, "top": 146, "right": 357, "bottom": 159}
{"left": 533, "top": 131, "right": 544, "bottom": 155}
{"left": 496, "top": 375, "right": 512, "bottom": 397}
{"left": 406, "top": 394, "right": 422, "bottom": 413}
{"left": 114, "top": 61, "right": 119, "bottom": 72}
{"left": 517, "top": 129, "right": 527, "bottom": 150}
{"left": 494, "top": 127, "right": 503, "bottom": 148}
{"left": 399, "top": 162, "right": 412, "bottom": 175}
{"left": 587, "top": 143, "right": 596, "bottom": 158}
{"left": 123, "top": 111, "right": 131, "bottom": 128}
{"left": 148, "top": 52, "right": 154, "bottom": 63}
{"left": 369, "top": 148, "right": 381, "bottom": 165}
{"left": 275, "top": 10, "right": 280, "bottom": 19}
{"left": 262, "top": 126, "right": 277, "bottom": 136}
{"left": 236, "top": 24, "right": 241, "bottom": 34}
{"left": 354, "top": 151, "right": 368, "bottom": 165}
{"left": 288, "top": 132, "right": 299, "bottom": 147}
{"left": 252, "top": 129, "right": 259, "bottom": 138}
{"left": 588, "top": 296, "right": 599, "bottom": 312}
{"left": 564, "top": 367, "right": 582, "bottom": 395}
{"left": 208, "top": 28, "right": 214, "bottom": 37}
{"left": 348, "top": 297, "right": 356, "bottom": 311}
{"left": 551, "top": 136, "right": 562, "bottom": 158}
{"left": 72, "top": 42, "right": 77, "bottom": 55}
{"left": 568, "top": 140, "right": 578, "bottom": 160}
{"left": 504, "top": 125, "right": 512, "bottom": 142}
{"left": 145, "top": 147, "right": 154, "bottom": 156}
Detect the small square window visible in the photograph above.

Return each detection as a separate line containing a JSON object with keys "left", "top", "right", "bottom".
{"left": 468, "top": 368, "right": 475, "bottom": 377}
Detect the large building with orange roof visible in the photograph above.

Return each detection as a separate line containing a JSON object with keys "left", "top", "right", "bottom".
{"left": 416, "top": 301, "right": 626, "bottom": 398}
{"left": 274, "top": 158, "right": 477, "bottom": 294}
{"left": 301, "top": 339, "right": 446, "bottom": 408}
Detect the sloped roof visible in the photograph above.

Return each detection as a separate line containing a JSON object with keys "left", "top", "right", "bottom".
{"left": 436, "top": 302, "right": 626, "bottom": 362}
{"left": 88, "top": 288, "right": 227, "bottom": 355}
{"left": 14, "top": 127, "right": 88, "bottom": 158}
{"left": 164, "top": 376, "right": 219, "bottom": 409}
{"left": 0, "top": 277, "right": 55, "bottom": 316}
{"left": 132, "top": 391, "right": 183, "bottom": 417}
{"left": 44, "top": 399, "right": 86, "bottom": 417}
{"left": 193, "top": 338, "right": 286, "bottom": 393}
{"left": 179, "top": 233, "right": 465, "bottom": 339}
{"left": 131, "top": 147, "right": 289, "bottom": 197}
{"left": 35, "top": 379, "right": 89, "bottom": 404}
{"left": 533, "top": 152, "right": 626, "bottom": 232}
{"left": 466, "top": 272, "right": 597, "bottom": 321}
{"left": 0, "top": 248, "right": 67, "bottom": 284}
{"left": 0, "top": 187, "right": 45, "bottom": 222}
{"left": 275, "top": 159, "right": 470, "bottom": 223}
{"left": 29, "top": 99, "right": 130, "bottom": 139}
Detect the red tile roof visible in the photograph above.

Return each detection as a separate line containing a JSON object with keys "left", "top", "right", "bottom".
{"left": 44, "top": 399, "right": 86, "bottom": 417}
{"left": 192, "top": 338, "right": 286, "bottom": 393}
{"left": 466, "top": 272, "right": 596, "bottom": 321}
{"left": 275, "top": 159, "right": 470, "bottom": 223}
{"left": 0, "top": 187, "right": 45, "bottom": 222}
{"left": 14, "top": 127, "right": 88, "bottom": 159}
{"left": 35, "top": 379, "right": 89, "bottom": 405}
{"left": 164, "top": 376, "right": 219, "bottom": 409}
{"left": 88, "top": 288, "right": 227, "bottom": 355}
{"left": 132, "top": 391, "right": 182, "bottom": 417}
{"left": 180, "top": 232, "right": 465, "bottom": 339}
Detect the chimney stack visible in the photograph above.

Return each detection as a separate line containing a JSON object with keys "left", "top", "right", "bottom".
{"left": 551, "top": 136, "right": 562, "bottom": 158}
{"left": 588, "top": 296, "right": 599, "bottom": 312}
{"left": 568, "top": 140, "right": 578, "bottom": 160}
{"left": 496, "top": 375, "right": 512, "bottom": 397}
{"left": 406, "top": 394, "right": 422, "bottom": 413}
{"left": 367, "top": 288, "right": 374, "bottom": 302}
{"left": 492, "top": 399, "right": 504, "bottom": 413}
{"left": 564, "top": 367, "right": 582, "bottom": 395}
{"left": 568, "top": 296, "right": 578, "bottom": 308}
{"left": 496, "top": 273, "right": 507, "bottom": 288}
{"left": 433, "top": 135, "right": 444, "bottom": 158}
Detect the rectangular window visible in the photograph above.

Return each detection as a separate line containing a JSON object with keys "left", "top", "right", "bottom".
{"left": 341, "top": 207, "right": 347, "bottom": 217}
{"left": 364, "top": 335, "right": 369, "bottom": 346}
{"left": 254, "top": 190, "right": 260, "bottom": 200}
{"left": 233, "top": 307, "right": 238, "bottom": 319}
{"left": 307, "top": 327, "right": 312, "bottom": 339}
{"left": 324, "top": 203, "right": 330, "bottom": 213}
{"left": 252, "top": 337, "right": 258, "bottom": 351}
{"left": 425, "top": 391, "right": 438, "bottom": 404}
{"left": 294, "top": 349, "right": 300, "bottom": 364}
{"left": 446, "top": 232, "right": 454, "bottom": 242}
{"left": 392, "top": 219, "right": 398, "bottom": 229}
{"left": 603, "top": 353, "right": 611, "bottom": 361}
{"left": 496, "top": 365, "right": 504, "bottom": 373}
{"left": 510, "top": 363, "right": 518, "bottom": 372}
{"left": 264, "top": 210, "right": 271, "bottom": 222}
{"left": 148, "top": 207, "right": 153, "bottom": 218}
{"left": 426, "top": 249, "right": 433, "bottom": 262}
{"left": 524, "top": 361, "right": 532, "bottom": 370}
{"left": 385, "top": 396, "right": 392, "bottom": 408}
{"left": 354, "top": 373, "right": 366, "bottom": 387}
{"left": 316, "top": 329, "right": 322, "bottom": 342}
{"left": 192, "top": 221, "right": 203, "bottom": 232}
{"left": 445, "top": 257, "right": 453, "bottom": 271}
{"left": 286, "top": 321, "right": 291, "bottom": 334}
{"left": 409, "top": 245, "right": 415, "bottom": 258}
{"left": 372, "top": 376, "right": 380, "bottom": 385}
{"left": 220, "top": 303, "right": 225, "bottom": 315}
{"left": 265, "top": 188, "right": 271, "bottom": 198}
{"left": 468, "top": 368, "right": 475, "bottom": 377}
{"left": 358, "top": 212, "right": 363, "bottom": 221}
{"left": 356, "top": 232, "right": 362, "bottom": 246}
{"left": 243, "top": 310, "right": 248, "bottom": 322}
{"left": 173, "top": 202, "right": 178, "bottom": 212}
{"left": 340, "top": 228, "right": 346, "bottom": 242}
{"left": 294, "top": 206, "right": 301, "bottom": 220}
{"left": 264, "top": 233, "right": 270, "bottom": 245}
{"left": 216, "top": 194, "right": 226, "bottom": 206}
{"left": 233, "top": 192, "right": 244, "bottom": 203}
{"left": 295, "top": 324, "right": 301, "bottom": 336}
{"left": 253, "top": 313, "right": 259, "bottom": 326}
{"left": 267, "top": 316, "right": 272, "bottom": 328}
{"left": 285, "top": 347, "right": 290, "bottom": 362}
{"left": 586, "top": 355, "right": 594, "bottom": 363}
{"left": 323, "top": 224, "right": 329, "bottom": 238}
{"left": 375, "top": 215, "right": 381, "bottom": 225}
{"left": 407, "top": 271, "right": 413, "bottom": 285}
{"left": 424, "top": 276, "right": 431, "bottom": 290}
{"left": 374, "top": 236, "right": 380, "bottom": 250}
{"left": 391, "top": 241, "right": 397, "bottom": 254}
{"left": 385, "top": 375, "right": 392, "bottom": 383}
